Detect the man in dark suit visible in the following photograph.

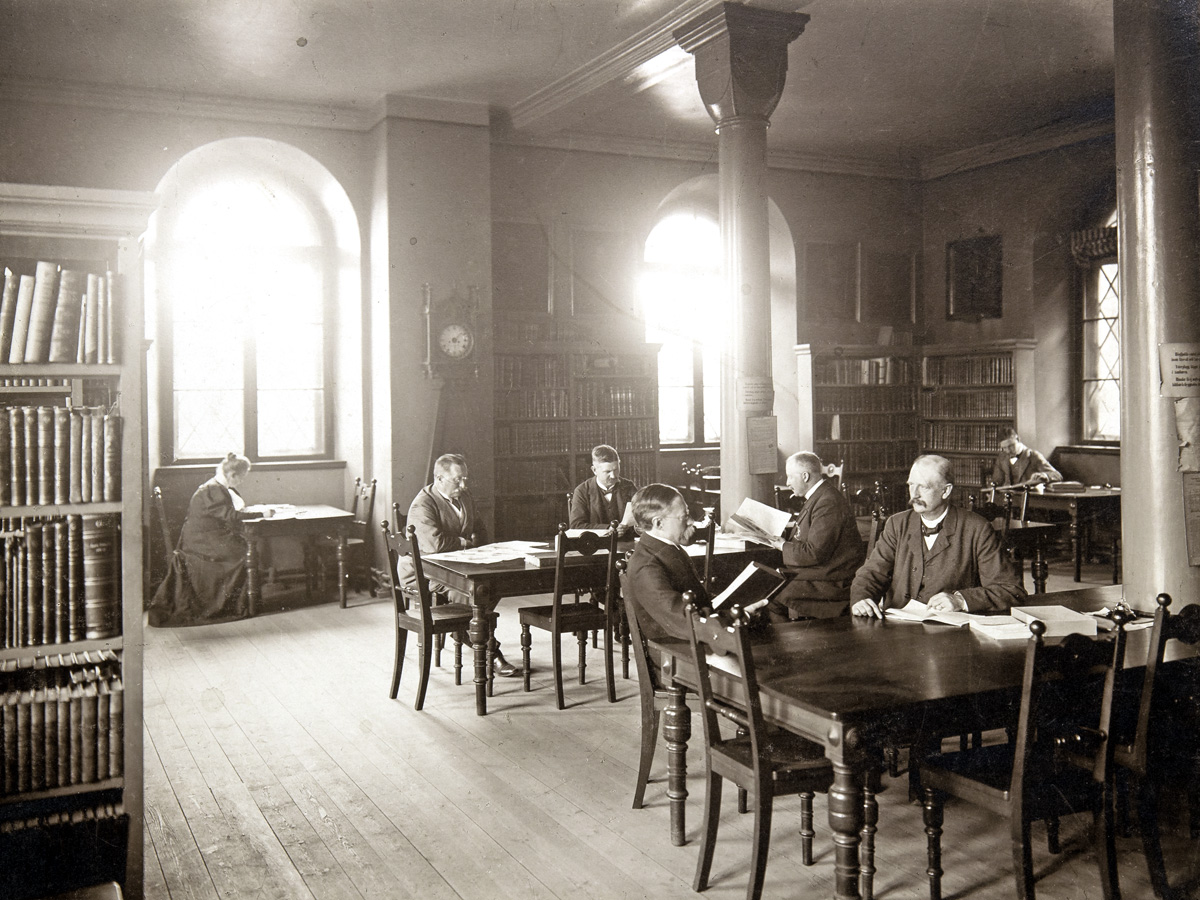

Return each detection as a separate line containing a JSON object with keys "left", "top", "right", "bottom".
{"left": 623, "top": 484, "right": 709, "bottom": 642}
{"left": 851, "top": 454, "right": 1026, "bottom": 617}
{"left": 990, "top": 426, "right": 1062, "bottom": 487}
{"left": 400, "top": 453, "right": 518, "bottom": 676}
{"left": 769, "top": 452, "right": 865, "bottom": 619}
{"left": 569, "top": 444, "right": 637, "bottom": 535}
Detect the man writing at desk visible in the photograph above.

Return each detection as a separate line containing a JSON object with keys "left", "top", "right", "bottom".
{"left": 851, "top": 454, "right": 1025, "bottom": 618}
{"left": 990, "top": 426, "right": 1062, "bottom": 487}
{"left": 768, "top": 452, "right": 865, "bottom": 620}
{"left": 401, "top": 453, "right": 519, "bottom": 677}
{"left": 569, "top": 443, "right": 637, "bottom": 535}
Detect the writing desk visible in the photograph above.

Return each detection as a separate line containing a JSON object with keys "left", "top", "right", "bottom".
{"left": 242, "top": 504, "right": 354, "bottom": 615}
{"left": 1025, "top": 486, "right": 1121, "bottom": 582}
{"left": 651, "top": 584, "right": 1190, "bottom": 900}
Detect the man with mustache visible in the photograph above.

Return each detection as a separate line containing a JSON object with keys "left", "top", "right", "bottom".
{"left": 850, "top": 454, "right": 1025, "bottom": 618}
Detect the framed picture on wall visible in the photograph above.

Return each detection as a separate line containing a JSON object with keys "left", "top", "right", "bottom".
{"left": 946, "top": 234, "right": 1002, "bottom": 321}
{"left": 803, "top": 241, "right": 859, "bottom": 323}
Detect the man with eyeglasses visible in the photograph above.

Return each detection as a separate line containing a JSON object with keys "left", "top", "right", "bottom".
{"left": 401, "top": 453, "right": 519, "bottom": 677}
{"left": 850, "top": 454, "right": 1025, "bottom": 618}
{"left": 569, "top": 443, "right": 637, "bottom": 536}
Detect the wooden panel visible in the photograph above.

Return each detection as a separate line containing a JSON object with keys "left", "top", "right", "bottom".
{"left": 803, "top": 242, "right": 859, "bottom": 322}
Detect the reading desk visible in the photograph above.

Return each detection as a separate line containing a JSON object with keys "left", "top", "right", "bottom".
{"left": 242, "top": 504, "right": 354, "bottom": 615}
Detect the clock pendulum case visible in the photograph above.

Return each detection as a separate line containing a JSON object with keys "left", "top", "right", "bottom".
{"left": 423, "top": 283, "right": 480, "bottom": 379}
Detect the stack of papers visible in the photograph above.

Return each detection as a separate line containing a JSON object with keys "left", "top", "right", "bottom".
{"left": 968, "top": 616, "right": 1031, "bottom": 641}
{"left": 425, "top": 541, "right": 548, "bottom": 564}
{"left": 1011, "top": 605, "right": 1097, "bottom": 637}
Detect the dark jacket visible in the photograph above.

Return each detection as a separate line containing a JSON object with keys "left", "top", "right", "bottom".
{"left": 569, "top": 476, "right": 637, "bottom": 529}
{"left": 850, "top": 505, "right": 1025, "bottom": 613}
{"left": 773, "top": 478, "right": 866, "bottom": 617}
{"left": 624, "top": 532, "right": 708, "bottom": 642}
{"left": 991, "top": 448, "right": 1062, "bottom": 486}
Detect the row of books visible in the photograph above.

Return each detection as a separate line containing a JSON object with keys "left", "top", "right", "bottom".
{"left": 572, "top": 381, "right": 652, "bottom": 417}
{"left": 922, "top": 353, "right": 1013, "bottom": 386}
{"left": 0, "top": 265, "right": 120, "bottom": 365}
{"left": 493, "top": 495, "right": 560, "bottom": 541}
{"left": 814, "top": 356, "right": 915, "bottom": 386}
{"left": 2, "top": 515, "right": 121, "bottom": 648}
{"left": 495, "top": 354, "right": 568, "bottom": 389}
{"left": 0, "top": 378, "right": 70, "bottom": 389}
{"left": 572, "top": 353, "right": 654, "bottom": 378}
{"left": 0, "top": 801, "right": 124, "bottom": 833}
{"left": 813, "top": 385, "right": 915, "bottom": 413}
{"left": 495, "top": 388, "right": 569, "bottom": 419}
{"left": 921, "top": 421, "right": 1011, "bottom": 453}
{"left": 495, "top": 421, "right": 571, "bottom": 456}
{"left": 941, "top": 455, "right": 991, "bottom": 487}
{"left": 572, "top": 451, "right": 656, "bottom": 487}
{"left": 819, "top": 412, "right": 918, "bottom": 442}
{"left": 493, "top": 318, "right": 595, "bottom": 346}
{"left": 0, "top": 407, "right": 120, "bottom": 507}
{"left": 496, "top": 459, "right": 572, "bottom": 496}
{"left": 1, "top": 674, "right": 124, "bottom": 795}
{"left": 573, "top": 418, "right": 657, "bottom": 451}
{"left": 812, "top": 439, "right": 917, "bottom": 472}
{"left": 920, "top": 390, "right": 1015, "bottom": 419}
{"left": 0, "top": 648, "right": 118, "bottom": 675}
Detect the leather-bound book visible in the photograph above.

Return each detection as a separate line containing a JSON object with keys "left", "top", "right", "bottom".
{"left": 7, "top": 274, "right": 35, "bottom": 364}
{"left": 83, "top": 273, "right": 100, "bottom": 364}
{"left": 2, "top": 694, "right": 17, "bottom": 793}
{"left": 80, "top": 681, "right": 98, "bottom": 783}
{"left": 53, "top": 519, "right": 68, "bottom": 643}
{"left": 41, "top": 520, "right": 56, "bottom": 644}
{"left": 68, "top": 683, "right": 82, "bottom": 784}
{"left": 90, "top": 409, "right": 104, "bottom": 503}
{"left": 29, "top": 689, "right": 45, "bottom": 790}
{"left": 79, "top": 411, "right": 92, "bottom": 504}
{"left": 96, "top": 679, "right": 110, "bottom": 781}
{"left": 36, "top": 407, "right": 53, "bottom": 506}
{"left": 0, "top": 409, "right": 9, "bottom": 506}
{"left": 43, "top": 685, "right": 59, "bottom": 789}
{"left": 47, "top": 269, "right": 87, "bottom": 363}
{"left": 66, "top": 514, "right": 82, "bottom": 641}
{"left": 10, "top": 534, "right": 23, "bottom": 646}
{"left": 0, "top": 268, "right": 18, "bottom": 361}
{"left": 105, "top": 271, "right": 119, "bottom": 364}
{"left": 53, "top": 407, "right": 70, "bottom": 505}
{"left": 21, "top": 406, "right": 36, "bottom": 507}
{"left": 24, "top": 522, "right": 42, "bottom": 645}
{"left": 56, "top": 685, "right": 70, "bottom": 786}
{"left": 108, "top": 677, "right": 123, "bottom": 777}
{"left": 23, "top": 261, "right": 61, "bottom": 363}
{"left": 102, "top": 414, "right": 121, "bottom": 501}
{"left": 81, "top": 513, "right": 119, "bottom": 639}
{"left": 68, "top": 408, "right": 83, "bottom": 504}
{"left": 16, "top": 690, "right": 31, "bottom": 792}
{"left": 8, "top": 407, "right": 23, "bottom": 506}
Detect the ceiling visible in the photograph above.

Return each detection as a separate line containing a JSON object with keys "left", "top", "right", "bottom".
{"left": 0, "top": 0, "right": 1116, "bottom": 179}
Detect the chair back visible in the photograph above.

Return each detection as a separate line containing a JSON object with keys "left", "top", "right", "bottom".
{"left": 551, "top": 521, "right": 618, "bottom": 631}
{"left": 617, "top": 551, "right": 669, "bottom": 694}
{"left": 700, "top": 516, "right": 717, "bottom": 592}
{"left": 381, "top": 520, "right": 434, "bottom": 628}
{"left": 350, "top": 477, "right": 377, "bottom": 539}
{"left": 772, "top": 484, "right": 803, "bottom": 513}
{"left": 1118, "top": 593, "right": 1200, "bottom": 776}
{"left": 824, "top": 459, "right": 845, "bottom": 490}
{"left": 152, "top": 486, "right": 175, "bottom": 553}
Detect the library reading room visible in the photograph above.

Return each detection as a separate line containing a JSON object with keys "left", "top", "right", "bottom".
{"left": 2, "top": 2, "right": 1200, "bottom": 900}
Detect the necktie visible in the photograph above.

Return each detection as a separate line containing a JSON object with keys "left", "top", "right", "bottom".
{"left": 920, "top": 521, "right": 943, "bottom": 538}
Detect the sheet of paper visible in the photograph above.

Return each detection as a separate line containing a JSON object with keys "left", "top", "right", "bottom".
{"left": 424, "top": 541, "right": 548, "bottom": 564}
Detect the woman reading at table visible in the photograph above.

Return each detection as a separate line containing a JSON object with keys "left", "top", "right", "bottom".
{"left": 149, "top": 452, "right": 270, "bottom": 627}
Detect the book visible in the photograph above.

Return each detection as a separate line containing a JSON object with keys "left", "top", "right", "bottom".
{"left": 1044, "top": 481, "right": 1085, "bottom": 493}
{"left": 81, "top": 513, "right": 119, "bottom": 639}
{"left": 102, "top": 414, "right": 121, "bottom": 501}
{"left": 79, "top": 410, "right": 92, "bottom": 504}
{"left": 83, "top": 273, "right": 100, "bottom": 364}
{"left": 0, "top": 268, "right": 18, "bottom": 360}
{"left": 8, "top": 407, "right": 24, "bottom": 505}
{"left": 21, "top": 406, "right": 36, "bottom": 507}
{"left": 711, "top": 561, "right": 786, "bottom": 610}
{"left": 67, "top": 514, "right": 82, "bottom": 641}
{"left": 726, "top": 496, "right": 793, "bottom": 547}
{"left": 7, "top": 274, "right": 35, "bottom": 363}
{"left": 23, "top": 261, "right": 61, "bottom": 363}
{"left": 53, "top": 407, "right": 70, "bottom": 505}
{"left": 69, "top": 408, "right": 83, "bottom": 503}
{"left": 36, "top": 407, "right": 53, "bottom": 505}
{"left": 89, "top": 409, "right": 104, "bottom": 502}
{"left": 47, "top": 269, "right": 86, "bottom": 363}
{"left": 0, "top": 411, "right": 9, "bottom": 505}
{"left": 105, "top": 270, "right": 118, "bottom": 364}
{"left": 968, "top": 615, "right": 1031, "bottom": 641}
{"left": 1010, "top": 604, "right": 1097, "bottom": 637}
{"left": 884, "top": 599, "right": 971, "bottom": 627}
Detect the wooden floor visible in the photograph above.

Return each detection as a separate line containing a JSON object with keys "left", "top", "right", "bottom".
{"left": 143, "top": 563, "right": 1200, "bottom": 900}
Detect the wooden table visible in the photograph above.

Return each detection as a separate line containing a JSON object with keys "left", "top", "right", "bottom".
{"left": 242, "top": 504, "right": 354, "bottom": 615}
{"left": 995, "top": 518, "right": 1064, "bottom": 593}
{"left": 651, "top": 584, "right": 1191, "bottom": 900}
{"left": 420, "top": 539, "right": 771, "bottom": 716}
{"left": 1026, "top": 486, "right": 1121, "bottom": 582}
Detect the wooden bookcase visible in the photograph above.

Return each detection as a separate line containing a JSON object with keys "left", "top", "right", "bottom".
{"left": 0, "top": 183, "right": 153, "bottom": 900}
{"left": 494, "top": 343, "right": 658, "bottom": 540}
{"left": 919, "top": 340, "right": 1037, "bottom": 501}
{"left": 796, "top": 344, "right": 919, "bottom": 511}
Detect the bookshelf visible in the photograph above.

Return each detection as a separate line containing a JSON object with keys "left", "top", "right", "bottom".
{"left": 919, "top": 340, "right": 1037, "bottom": 500}
{"left": 0, "top": 183, "right": 153, "bottom": 900}
{"left": 796, "top": 344, "right": 919, "bottom": 511}
{"left": 494, "top": 343, "right": 658, "bottom": 540}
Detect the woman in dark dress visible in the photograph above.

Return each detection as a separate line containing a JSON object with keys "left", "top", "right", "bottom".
{"left": 149, "top": 453, "right": 268, "bottom": 626}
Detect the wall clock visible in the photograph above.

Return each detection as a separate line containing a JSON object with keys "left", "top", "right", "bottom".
{"left": 423, "top": 283, "right": 480, "bottom": 378}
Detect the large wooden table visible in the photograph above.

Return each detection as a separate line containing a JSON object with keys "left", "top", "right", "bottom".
{"left": 1026, "top": 486, "right": 1121, "bottom": 582}
{"left": 242, "top": 504, "right": 355, "bottom": 615}
{"left": 651, "top": 584, "right": 1193, "bottom": 900}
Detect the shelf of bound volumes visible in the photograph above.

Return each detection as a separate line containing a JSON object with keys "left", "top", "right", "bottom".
{"left": 919, "top": 340, "right": 1036, "bottom": 499}
{"left": 494, "top": 344, "right": 658, "bottom": 539}
{"left": 797, "top": 344, "right": 919, "bottom": 512}
{"left": 0, "top": 182, "right": 150, "bottom": 900}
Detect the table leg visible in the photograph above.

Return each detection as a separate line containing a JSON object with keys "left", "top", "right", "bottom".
{"left": 245, "top": 538, "right": 260, "bottom": 617}
{"left": 1031, "top": 540, "right": 1049, "bottom": 594}
{"left": 829, "top": 761, "right": 865, "bottom": 900}
{"left": 336, "top": 531, "right": 348, "bottom": 608}
{"left": 1069, "top": 500, "right": 1082, "bottom": 582}
{"left": 470, "top": 603, "right": 490, "bottom": 716}
{"left": 664, "top": 683, "right": 690, "bottom": 846}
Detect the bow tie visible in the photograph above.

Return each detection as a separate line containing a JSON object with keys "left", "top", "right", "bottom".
{"left": 920, "top": 521, "right": 943, "bottom": 538}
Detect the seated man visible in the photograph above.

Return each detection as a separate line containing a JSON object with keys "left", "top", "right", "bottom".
{"left": 623, "top": 483, "right": 709, "bottom": 642}
{"left": 990, "top": 426, "right": 1062, "bottom": 487}
{"left": 400, "top": 453, "right": 518, "bottom": 676}
{"left": 851, "top": 454, "right": 1026, "bottom": 618}
{"left": 768, "top": 451, "right": 865, "bottom": 620}
{"left": 569, "top": 443, "right": 637, "bottom": 535}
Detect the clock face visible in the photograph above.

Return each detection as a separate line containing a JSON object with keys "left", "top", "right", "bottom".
{"left": 438, "top": 323, "right": 475, "bottom": 359}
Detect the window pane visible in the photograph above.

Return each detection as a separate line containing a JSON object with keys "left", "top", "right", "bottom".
{"left": 1084, "top": 263, "right": 1120, "bottom": 319}
{"left": 175, "top": 389, "right": 244, "bottom": 458}
{"left": 258, "top": 389, "right": 324, "bottom": 456}
{"left": 1083, "top": 380, "right": 1121, "bottom": 442}
{"left": 1082, "top": 318, "right": 1120, "bottom": 380}
{"left": 659, "top": 385, "right": 694, "bottom": 443}
{"left": 703, "top": 381, "right": 721, "bottom": 444}
{"left": 258, "top": 324, "right": 323, "bottom": 390}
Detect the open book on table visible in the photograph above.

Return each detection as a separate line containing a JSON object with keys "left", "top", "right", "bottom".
{"left": 725, "top": 497, "right": 793, "bottom": 547}
{"left": 711, "top": 561, "right": 786, "bottom": 610}
{"left": 883, "top": 599, "right": 973, "bottom": 627}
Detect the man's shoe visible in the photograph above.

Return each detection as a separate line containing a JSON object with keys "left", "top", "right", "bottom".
{"left": 493, "top": 657, "right": 519, "bottom": 678}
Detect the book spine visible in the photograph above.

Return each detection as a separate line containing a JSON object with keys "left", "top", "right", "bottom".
{"left": 47, "top": 269, "right": 86, "bottom": 363}
{"left": 96, "top": 680, "right": 110, "bottom": 780}
{"left": 54, "top": 519, "right": 68, "bottom": 643}
{"left": 56, "top": 684, "right": 70, "bottom": 786}
{"left": 2, "top": 694, "right": 16, "bottom": 793}
{"left": 80, "top": 682, "right": 98, "bottom": 783}
{"left": 79, "top": 411, "right": 92, "bottom": 505}
{"left": 8, "top": 275, "right": 35, "bottom": 364}
{"left": 8, "top": 407, "right": 24, "bottom": 506}
{"left": 41, "top": 520, "right": 56, "bottom": 645}
{"left": 0, "top": 268, "right": 18, "bottom": 361}
{"left": 90, "top": 409, "right": 104, "bottom": 503}
{"left": 108, "top": 677, "right": 123, "bottom": 777}
{"left": 67, "top": 514, "right": 82, "bottom": 641}
{"left": 11, "top": 533, "right": 23, "bottom": 647}
{"left": 53, "top": 407, "right": 69, "bottom": 505}
{"left": 68, "top": 409, "right": 83, "bottom": 504}
{"left": 81, "top": 513, "right": 119, "bottom": 639}
{"left": 43, "top": 685, "right": 59, "bottom": 788}
{"left": 25, "top": 523, "right": 41, "bottom": 647}
{"left": 68, "top": 683, "right": 82, "bottom": 784}
{"left": 105, "top": 271, "right": 118, "bottom": 364}
{"left": 16, "top": 689, "right": 31, "bottom": 792}
{"left": 102, "top": 415, "right": 121, "bottom": 501}
{"left": 84, "top": 273, "right": 100, "bottom": 364}
{"left": 29, "top": 689, "right": 45, "bottom": 791}
{"left": 37, "top": 407, "right": 53, "bottom": 506}
{"left": 24, "top": 261, "right": 60, "bottom": 363}
{"left": 0, "top": 410, "right": 9, "bottom": 506}
{"left": 0, "top": 533, "right": 8, "bottom": 649}
{"left": 22, "top": 406, "right": 36, "bottom": 508}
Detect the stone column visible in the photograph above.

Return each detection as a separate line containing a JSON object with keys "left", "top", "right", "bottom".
{"left": 675, "top": 3, "right": 808, "bottom": 518}
{"left": 1113, "top": 0, "right": 1200, "bottom": 607}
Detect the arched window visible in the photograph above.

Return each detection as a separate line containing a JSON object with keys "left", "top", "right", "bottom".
{"left": 639, "top": 210, "right": 723, "bottom": 445}
{"left": 148, "top": 139, "right": 356, "bottom": 462}
{"left": 1072, "top": 212, "right": 1120, "bottom": 443}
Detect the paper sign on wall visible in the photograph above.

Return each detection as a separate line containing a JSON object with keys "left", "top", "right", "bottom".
{"left": 747, "top": 416, "right": 778, "bottom": 475}
{"left": 1160, "top": 343, "right": 1200, "bottom": 397}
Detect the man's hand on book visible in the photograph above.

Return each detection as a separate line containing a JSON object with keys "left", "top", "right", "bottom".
{"left": 927, "top": 591, "right": 966, "bottom": 612}
{"left": 852, "top": 598, "right": 886, "bottom": 619}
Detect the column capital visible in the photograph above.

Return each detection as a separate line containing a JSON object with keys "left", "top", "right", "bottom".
{"left": 673, "top": 2, "right": 809, "bottom": 125}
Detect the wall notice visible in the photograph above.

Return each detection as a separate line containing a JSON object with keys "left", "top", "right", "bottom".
{"left": 738, "top": 376, "right": 775, "bottom": 411}
{"left": 1159, "top": 342, "right": 1200, "bottom": 397}
{"left": 1183, "top": 473, "right": 1200, "bottom": 566}
{"left": 747, "top": 416, "right": 778, "bottom": 475}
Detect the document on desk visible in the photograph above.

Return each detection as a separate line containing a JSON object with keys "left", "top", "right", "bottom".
{"left": 243, "top": 503, "right": 298, "bottom": 519}
{"left": 425, "top": 541, "right": 549, "bottom": 564}
{"left": 725, "top": 497, "right": 792, "bottom": 546}
{"left": 885, "top": 599, "right": 972, "bottom": 627}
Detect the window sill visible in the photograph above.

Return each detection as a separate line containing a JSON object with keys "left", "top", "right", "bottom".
{"left": 157, "top": 459, "right": 347, "bottom": 474}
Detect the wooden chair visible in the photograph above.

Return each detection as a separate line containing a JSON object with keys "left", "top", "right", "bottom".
{"left": 685, "top": 599, "right": 834, "bottom": 900}
{"left": 381, "top": 519, "right": 473, "bottom": 711}
{"left": 348, "top": 476, "right": 377, "bottom": 595}
{"left": 916, "top": 614, "right": 1133, "bottom": 900}
{"left": 698, "top": 515, "right": 717, "bottom": 593}
{"left": 518, "top": 523, "right": 617, "bottom": 709}
{"left": 1112, "top": 593, "right": 1200, "bottom": 899}
{"left": 151, "top": 486, "right": 191, "bottom": 594}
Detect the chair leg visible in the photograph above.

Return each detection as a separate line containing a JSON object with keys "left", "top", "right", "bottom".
{"left": 553, "top": 631, "right": 565, "bottom": 710}
{"left": 603, "top": 609, "right": 616, "bottom": 704}
{"left": 747, "top": 788, "right": 774, "bottom": 900}
{"left": 799, "top": 791, "right": 815, "bottom": 866}
{"left": 1095, "top": 779, "right": 1120, "bottom": 900}
{"left": 632, "top": 702, "right": 660, "bottom": 809}
{"left": 414, "top": 628, "right": 433, "bottom": 712}
{"left": 1136, "top": 777, "right": 1170, "bottom": 899}
{"left": 390, "top": 627, "right": 409, "bottom": 700}
{"left": 693, "top": 772, "right": 723, "bottom": 892}
{"left": 453, "top": 632, "right": 464, "bottom": 686}
{"left": 922, "top": 788, "right": 944, "bottom": 900}
{"left": 620, "top": 603, "right": 631, "bottom": 680}
{"left": 577, "top": 630, "right": 587, "bottom": 685}
{"left": 1046, "top": 814, "right": 1061, "bottom": 854}
{"left": 521, "top": 624, "right": 532, "bottom": 692}
{"left": 435, "top": 631, "right": 443, "bottom": 668}
{"left": 1013, "top": 813, "right": 1035, "bottom": 900}
{"left": 861, "top": 770, "right": 880, "bottom": 900}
